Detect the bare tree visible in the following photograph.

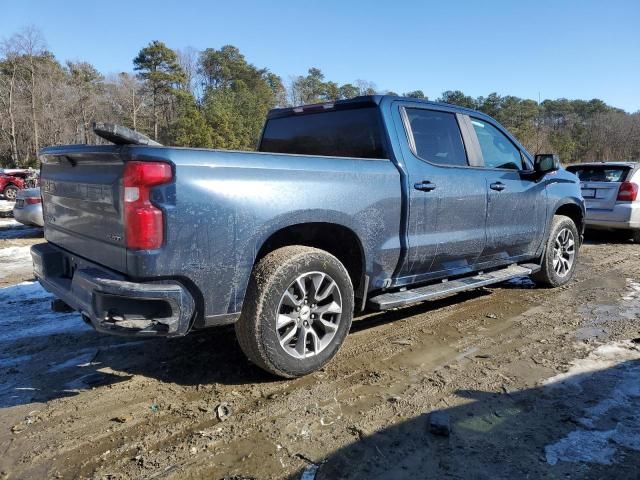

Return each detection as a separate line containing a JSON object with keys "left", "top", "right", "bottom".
{"left": 13, "top": 26, "right": 47, "bottom": 158}
{"left": 0, "top": 41, "right": 20, "bottom": 164}
{"left": 177, "top": 46, "right": 200, "bottom": 98}
{"left": 113, "top": 72, "right": 146, "bottom": 131}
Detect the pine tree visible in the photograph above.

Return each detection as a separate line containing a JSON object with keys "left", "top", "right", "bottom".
{"left": 133, "top": 41, "right": 185, "bottom": 141}
{"left": 169, "top": 91, "right": 212, "bottom": 148}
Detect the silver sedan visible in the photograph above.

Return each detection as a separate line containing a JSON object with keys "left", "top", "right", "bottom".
{"left": 566, "top": 162, "right": 639, "bottom": 242}
{"left": 13, "top": 187, "right": 44, "bottom": 227}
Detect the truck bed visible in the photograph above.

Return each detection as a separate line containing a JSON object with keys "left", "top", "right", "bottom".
{"left": 38, "top": 144, "right": 403, "bottom": 323}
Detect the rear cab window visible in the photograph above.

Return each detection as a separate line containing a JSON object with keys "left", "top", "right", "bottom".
{"left": 259, "top": 106, "right": 387, "bottom": 159}
{"left": 566, "top": 165, "right": 630, "bottom": 182}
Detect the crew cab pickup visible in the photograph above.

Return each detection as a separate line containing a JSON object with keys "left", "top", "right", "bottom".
{"left": 32, "top": 96, "right": 584, "bottom": 378}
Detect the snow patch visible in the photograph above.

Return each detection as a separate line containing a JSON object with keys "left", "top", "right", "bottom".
{"left": 545, "top": 429, "right": 617, "bottom": 465}
{"left": 0, "top": 200, "right": 14, "bottom": 213}
{"left": 0, "top": 245, "right": 31, "bottom": 262}
{"left": 543, "top": 341, "right": 640, "bottom": 390}
{"left": 544, "top": 340, "right": 640, "bottom": 466}
{"left": 0, "top": 281, "right": 89, "bottom": 345}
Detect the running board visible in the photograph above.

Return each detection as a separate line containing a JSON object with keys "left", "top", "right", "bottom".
{"left": 368, "top": 263, "right": 541, "bottom": 311}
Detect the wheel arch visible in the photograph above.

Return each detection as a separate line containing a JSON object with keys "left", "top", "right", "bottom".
{"left": 554, "top": 201, "right": 585, "bottom": 236}
{"left": 255, "top": 222, "right": 366, "bottom": 295}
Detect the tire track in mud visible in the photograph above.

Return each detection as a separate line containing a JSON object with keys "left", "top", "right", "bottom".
{"left": 92, "top": 289, "right": 574, "bottom": 477}
{"left": 3, "top": 240, "right": 640, "bottom": 479}
{"left": 120, "top": 243, "right": 640, "bottom": 479}
{"left": 10, "top": 288, "right": 538, "bottom": 478}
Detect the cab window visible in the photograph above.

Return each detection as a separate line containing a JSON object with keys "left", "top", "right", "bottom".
{"left": 471, "top": 118, "right": 523, "bottom": 170}
{"left": 405, "top": 108, "right": 468, "bottom": 167}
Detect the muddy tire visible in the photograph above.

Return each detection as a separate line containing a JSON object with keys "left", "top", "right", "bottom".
{"left": 533, "top": 215, "right": 579, "bottom": 287}
{"left": 632, "top": 230, "right": 640, "bottom": 244}
{"left": 3, "top": 185, "right": 18, "bottom": 201}
{"left": 235, "top": 246, "right": 354, "bottom": 378}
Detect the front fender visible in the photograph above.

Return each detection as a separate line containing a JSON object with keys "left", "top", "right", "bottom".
{"left": 537, "top": 171, "right": 585, "bottom": 256}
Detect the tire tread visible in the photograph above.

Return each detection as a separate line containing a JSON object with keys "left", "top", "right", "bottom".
{"left": 235, "top": 245, "right": 353, "bottom": 378}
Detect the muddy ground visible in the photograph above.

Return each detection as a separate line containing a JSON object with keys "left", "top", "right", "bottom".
{"left": 0, "top": 219, "right": 639, "bottom": 479}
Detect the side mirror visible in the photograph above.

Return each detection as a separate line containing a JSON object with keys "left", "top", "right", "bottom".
{"left": 534, "top": 154, "right": 560, "bottom": 174}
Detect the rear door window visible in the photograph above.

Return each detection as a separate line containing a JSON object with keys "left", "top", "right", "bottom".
{"left": 259, "top": 107, "right": 387, "bottom": 159}
{"left": 404, "top": 108, "right": 468, "bottom": 166}
{"left": 566, "top": 165, "right": 630, "bottom": 182}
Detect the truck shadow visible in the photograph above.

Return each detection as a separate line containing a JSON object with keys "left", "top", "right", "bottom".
{"left": 0, "top": 286, "right": 490, "bottom": 408}
{"left": 291, "top": 355, "right": 640, "bottom": 479}
{"left": 583, "top": 229, "right": 637, "bottom": 245}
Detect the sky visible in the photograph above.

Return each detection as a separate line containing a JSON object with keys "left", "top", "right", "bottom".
{"left": 2, "top": 0, "right": 639, "bottom": 112}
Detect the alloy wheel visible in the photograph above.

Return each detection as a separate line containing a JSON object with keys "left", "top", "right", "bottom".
{"left": 552, "top": 227, "right": 575, "bottom": 277}
{"left": 276, "top": 271, "right": 343, "bottom": 359}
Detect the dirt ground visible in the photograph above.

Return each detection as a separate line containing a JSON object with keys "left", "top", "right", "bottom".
{"left": 0, "top": 219, "right": 639, "bottom": 480}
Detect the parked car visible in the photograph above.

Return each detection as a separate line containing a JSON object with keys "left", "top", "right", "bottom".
{"left": 0, "top": 168, "right": 39, "bottom": 201}
{"left": 566, "top": 162, "right": 639, "bottom": 242}
{"left": 13, "top": 187, "right": 44, "bottom": 227}
{"left": 32, "top": 96, "right": 585, "bottom": 377}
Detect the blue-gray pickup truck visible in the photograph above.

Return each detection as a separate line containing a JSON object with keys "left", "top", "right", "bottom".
{"left": 32, "top": 95, "right": 584, "bottom": 377}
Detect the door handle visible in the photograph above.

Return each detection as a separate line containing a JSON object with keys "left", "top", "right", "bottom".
{"left": 490, "top": 182, "right": 506, "bottom": 191}
{"left": 414, "top": 181, "right": 437, "bottom": 192}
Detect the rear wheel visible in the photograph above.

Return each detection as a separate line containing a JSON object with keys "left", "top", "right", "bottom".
{"left": 3, "top": 185, "right": 18, "bottom": 201}
{"left": 533, "top": 215, "right": 579, "bottom": 287}
{"left": 632, "top": 230, "right": 640, "bottom": 244}
{"left": 235, "top": 246, "right": 354, "bottom": 378}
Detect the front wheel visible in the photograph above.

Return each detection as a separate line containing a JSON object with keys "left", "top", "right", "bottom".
{"left": 3, "top": 185, "right": 18, "bottom": 201}
{"left": 235, "top": 246, "right": 354, "bottom": 378}
{"left": 533, "top": 215, "right": 579, "bottom": 287}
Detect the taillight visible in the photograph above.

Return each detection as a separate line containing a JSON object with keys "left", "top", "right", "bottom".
{"left": 123, "top": 161, "right": 173, "bottom": 250}
{"left": 25, "top": 197, "right": 41, "bottom": 205}
{"left": 617, "top": 182, "right": 639, "bottom": 202}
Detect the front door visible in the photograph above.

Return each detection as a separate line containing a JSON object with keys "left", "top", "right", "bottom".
{"left": 468, "top": 116, "right": 546, "bottom": 263}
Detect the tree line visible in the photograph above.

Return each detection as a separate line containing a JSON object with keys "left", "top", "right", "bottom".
{"left": 1, "top": 26, "right": 639, "bottom": 167}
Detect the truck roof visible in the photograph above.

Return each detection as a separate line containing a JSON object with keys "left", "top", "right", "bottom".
{"left": 266, "top": 95, "right": 480, "bottom": 119}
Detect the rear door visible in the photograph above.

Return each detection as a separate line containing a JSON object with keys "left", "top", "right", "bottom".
{"left": 391, "top": 102, "right": 487, "bottom": 284}
{"left": 468, "top": 116, "right": 546, "bottom": 263}
{"left": 566, "top": 165, "right": 631, "bottom": 211}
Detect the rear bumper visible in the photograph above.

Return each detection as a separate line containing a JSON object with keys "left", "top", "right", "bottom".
{"left": 13, "top": 204, "right": 44, "bottom": 227}
{"left": 584, "top": 203, "right": 640, "bottom": 231}
{"left": 31, "top": 242, "right": 195, "bottom": 337}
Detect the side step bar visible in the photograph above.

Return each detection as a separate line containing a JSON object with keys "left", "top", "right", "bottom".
{"left": 368, "top": 263, "right": 541, "bottom": 311}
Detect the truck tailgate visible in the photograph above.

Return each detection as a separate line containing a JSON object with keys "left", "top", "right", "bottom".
{"left": 40, "top": 146, "right": 127, "bottom": 272}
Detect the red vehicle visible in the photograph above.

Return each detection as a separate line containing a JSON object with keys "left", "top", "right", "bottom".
{"left": 0, "top": 169, "right": 38, "bottom": 201}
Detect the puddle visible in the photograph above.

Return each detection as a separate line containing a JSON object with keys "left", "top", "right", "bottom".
{"left": 504, "top": 276, "right": 536, "bottom": 289}
{"left": 575, "top": 278, "right": 640, "bottom": 341}
{"left": 0, "top": 222, "right": 42, "bottom": 239}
